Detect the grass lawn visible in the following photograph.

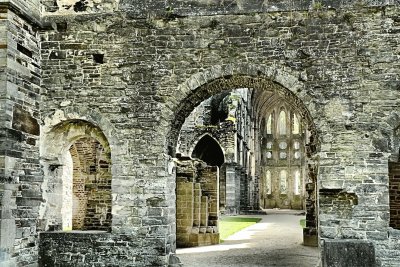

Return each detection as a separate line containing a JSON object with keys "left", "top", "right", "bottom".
{"left": 219, "top": 216, "right": 262, "bottom": 241}
{"left": 300, "top": 219, "right": 306, "bottom": 228}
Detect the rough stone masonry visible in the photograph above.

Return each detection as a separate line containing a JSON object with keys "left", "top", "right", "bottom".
{"left": 1, "top": 0, "right": 400, "bottom": 266}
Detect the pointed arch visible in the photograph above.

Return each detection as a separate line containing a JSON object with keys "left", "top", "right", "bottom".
{"left": 191, "top": 134, "right": 225, "bottom": 167}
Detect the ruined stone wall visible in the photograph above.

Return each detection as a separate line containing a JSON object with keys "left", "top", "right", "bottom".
{"left": 175, "top": 158, "right": 219, "bottom": 248}
{"left": 38, "top": 232, "right": 139, "bottom": 266}
{"left": 4, "top": 0, "right": 41, "bottom": 23}
{"left": 0, "top": 8, "right": 41, "bottom": 266}
{"left": 34, "top": 2, "right": 400, "bottom": 266}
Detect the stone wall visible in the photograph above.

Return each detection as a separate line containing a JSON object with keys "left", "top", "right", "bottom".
{"left": 389, "top": 161, "right": 400, "bottom": 229}
{"left": 117, "top": 0, "right": 400, "bottom": 18}
{"left": 0, "top": 7, "right": 41, "bottom": 266}
{"left": 38, "top": 232, "right": 142, "bottom": 267}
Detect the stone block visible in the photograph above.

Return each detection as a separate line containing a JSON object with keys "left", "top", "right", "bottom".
{"left": 322, "top": 239, "right": 375, "bottom": 267}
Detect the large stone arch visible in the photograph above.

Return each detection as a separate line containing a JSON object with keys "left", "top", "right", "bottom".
{"left": 188, "top": 133, "right": 226, "bottom": 162}
{"left": 164, "top": 64, "right": 320, "bottom": 157}
{"left": 164, "top": 63, "right": 321, "bottom": 248}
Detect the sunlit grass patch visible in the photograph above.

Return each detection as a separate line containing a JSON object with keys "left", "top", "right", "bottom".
{"left": 300, "top": 219, "right": 306, "bottom": 228}
{"left": 219, "top": 217, "right": 262, "bottom": 241}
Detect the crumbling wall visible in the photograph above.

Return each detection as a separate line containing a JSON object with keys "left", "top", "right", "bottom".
{"left": 42, "top": 0, "right": 119, "bottom": 14}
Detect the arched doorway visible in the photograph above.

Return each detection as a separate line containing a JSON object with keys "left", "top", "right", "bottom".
{"left": 165, "top": 72, "right": 320, "bottom": 253}
{"left": 40, "top": 119, "right": 112, "bottom": 232}
{"left": 192, "top": 135, "right": 225, "bottom": 167}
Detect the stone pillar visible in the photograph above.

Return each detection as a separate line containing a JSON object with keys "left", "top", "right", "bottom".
{"left": 0, "top": 8, "right": 42, "bottom": 266}
{"left": 303, "top": 182, "right": 318, "bottom": 247}
{"left": 198, "top": 166, "right": 219, "bottom": 227}
{"left": 389, "top": 161, "right": 400, "bottom": 229}
{"left": 225, "top": 163, "right": 238, "bottom": 214}
{"left": 200, "top": 196, "right": 208, "bottom": 228}
{"left": 239, "top": 169, "right": 249, "bottom": 210}
{"left": 219, "top": 164, "right": 227, "bottom": 213}
{"left": 193, "top": 183, "right": 201, "bottom": 227}
{"left": 176, "top": 180, "right": 194, "bottom": 247}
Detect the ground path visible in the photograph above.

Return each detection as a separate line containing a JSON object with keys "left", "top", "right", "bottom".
{"left": 176, "top": 211, "right": 320, "bottom": 267}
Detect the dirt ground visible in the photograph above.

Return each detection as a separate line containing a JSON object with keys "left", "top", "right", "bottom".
{"left": 176, "top": 212, "right": 320, "bottom": 267}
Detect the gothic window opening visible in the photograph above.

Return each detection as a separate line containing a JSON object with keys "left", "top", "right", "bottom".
{"left": 191, "top": 135, "right": 224, "bottom": 167}
{"left": 293, "top": 113, "right": 300, "bottom": 134}
{"left": 267, "top": 114, "right": 272, "bottom": 134}
{"left": 294, "top": 170, "right": 301, "bottom": 195}
{"left": 266, "top": 171, "right": 272, "bottom": 195}
{"left": 280, "top": 170, "right": 287, "bottom": 194}
{"left": 278, "top": 110, "right": 287, "bottom": 136}
{"left": 261, "top": 104, "right": 307, "bottom": 210}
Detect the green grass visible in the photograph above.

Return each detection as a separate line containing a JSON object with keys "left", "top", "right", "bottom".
{"left": 300, "top": 219, "right": 306, "bottom": 228}
{"left": 219, "top": 217, "right": 262, "bottom": 241}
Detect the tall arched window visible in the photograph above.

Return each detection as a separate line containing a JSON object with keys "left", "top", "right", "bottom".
{"left": 280, "top": 170, "right": 287, "bottom": 194}
{"left": 278, "top": 110, "right": 286, "bottom": 136}
{"left": 266, "top": 171, "right": 272, "bottom": 195}
{"left": 294, "top": 170, "right": 301, "bottom": 195}
{"left": 267, "top": 114, "right": 272, "bottom": 134}
{"left": 293, "top": 113, "right": 300, "bottom": 134}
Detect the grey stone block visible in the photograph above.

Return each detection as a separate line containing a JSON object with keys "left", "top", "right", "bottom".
{"left": 322, "top": 239, "right": 376, "bottom": 267}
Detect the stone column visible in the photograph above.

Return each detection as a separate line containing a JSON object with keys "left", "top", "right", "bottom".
{"left": 176, "top": 180, "right": 194, "bottom": 247}
{"left": 225, "top": 163, "right": 238, "bottom": 214}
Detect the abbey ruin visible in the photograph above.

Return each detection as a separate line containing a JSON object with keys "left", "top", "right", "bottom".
{"left": 1, "top": 0, "right": 400, "bottom": 266}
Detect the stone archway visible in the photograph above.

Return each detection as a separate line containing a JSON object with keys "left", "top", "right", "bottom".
{"left": 40, "top": 119, "right": 112, "bottom": 231}
{"left": 191, "top": 134, "right": 225, "bottom": 167}
{"left": 164, "top": 65, "right": 321, "bottom": 252}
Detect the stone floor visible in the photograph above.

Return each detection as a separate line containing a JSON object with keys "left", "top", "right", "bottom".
{"left": 176, "top": 213, "right": 320, "bottom": 267}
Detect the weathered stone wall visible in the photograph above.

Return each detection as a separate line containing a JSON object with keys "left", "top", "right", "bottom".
{"left": 389, "top": 161, "right": 400, "bottom": 229}
{"left": 38, "top": 232, "right": 141, "bottom": 267}
{"left": 5, "top": 1, "right": 41, "bottom": 23}
{"left": 117, "top": 0, "right": 400, "bottom": 18}
{"left": 0, "top": 7, "right": 41, "bottom": 266}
